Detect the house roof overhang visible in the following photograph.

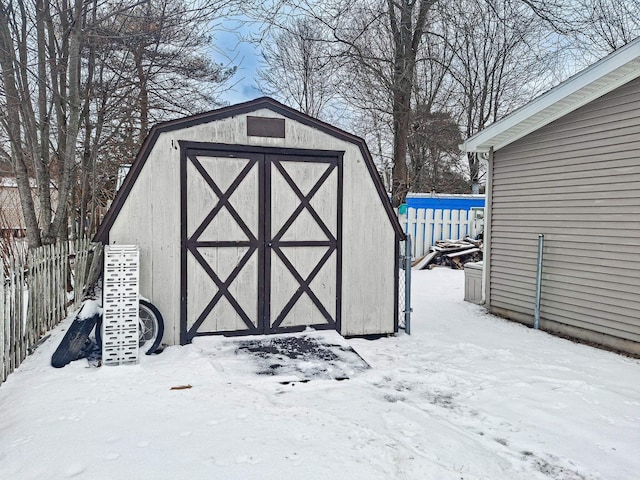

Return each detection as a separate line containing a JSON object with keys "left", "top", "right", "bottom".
{"left": 94, "top": 97, "right": 405, "bottom": 243}
{"left": 461, "top": 37, "right": 640, "bottom": 153}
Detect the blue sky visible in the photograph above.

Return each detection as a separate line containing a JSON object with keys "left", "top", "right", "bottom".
{"left": 212, "top": 20, "right": 263, "bottom": 105}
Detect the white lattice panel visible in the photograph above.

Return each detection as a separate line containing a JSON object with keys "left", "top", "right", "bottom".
{"left": 102, "top": 245, "right": 139, "bottom": 365}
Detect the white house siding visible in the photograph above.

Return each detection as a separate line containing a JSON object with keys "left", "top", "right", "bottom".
{"left": 108, "top": 108, "right": 397, "bottom": 344}
{"left": 489, "top": 76, "right": 640, "bottom": 353}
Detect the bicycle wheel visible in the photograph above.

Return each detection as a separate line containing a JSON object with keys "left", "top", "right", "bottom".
{"left": 95, "top": 299, "right": 164, "bottom": 355}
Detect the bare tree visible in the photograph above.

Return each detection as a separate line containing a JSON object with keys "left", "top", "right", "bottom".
{"left": 258, "top": 17, "right": 338, "bottom": 119}
{"left": 385, "top": 0, "right": 437, "bottom": 205}
{"left": 407, "top": 109, "right": 465, "bottom": 192}
{"left": 251, "top": 0, "right": 637, "bottom": 198}
{"left": 71, "top": 0, "right": 237, "bottom": 239}
{"left": 0, "top": 0, "right": 85, "bottom": 246}
{"left": 248, "top": 0, "right": 438, "bottom": 206}
{"left": 564, "top": 0, "right": 640, "bottom": 60}
{"left": 96, "top": 0, "right": 236, "bottom": 142}
{"left": 441, "top": 0, "right": 554, "bottom": 193}
{"left": 0, "top": 0, "right": 238, "bottom": 245}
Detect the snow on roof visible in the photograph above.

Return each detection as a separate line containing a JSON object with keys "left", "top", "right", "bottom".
{"left": 462, "top": 36, "right": 640, "bottom": 153}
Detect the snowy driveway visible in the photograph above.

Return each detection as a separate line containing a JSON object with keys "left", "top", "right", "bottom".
{"left": 0, "top": 268, "right": 638, "bottom": 479}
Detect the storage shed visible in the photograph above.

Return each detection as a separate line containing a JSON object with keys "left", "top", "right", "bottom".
{"left": 461, "top": 38, "right": 640, "bottom": 355}
{"left": 95, "top": 98, "right": 404, "bottom": 345}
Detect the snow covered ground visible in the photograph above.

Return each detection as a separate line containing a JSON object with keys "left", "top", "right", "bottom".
{"left": 1, "top": 268, "right": 639, "bottom": 480}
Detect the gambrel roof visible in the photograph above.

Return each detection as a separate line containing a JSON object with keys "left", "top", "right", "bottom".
{"left": 95, "top": 97, "right": 404, "bottom": 242}
{"left": 462, "top": 36, "right": 640, "bottom": 153}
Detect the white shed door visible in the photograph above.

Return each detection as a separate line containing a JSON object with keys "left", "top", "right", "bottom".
{"left": 181, "top": 145, "right": 341, "bottom": 343}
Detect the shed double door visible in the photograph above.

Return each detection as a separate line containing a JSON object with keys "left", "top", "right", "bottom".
{"left": 181, "top": 144, "right": 341, "bottom": 343}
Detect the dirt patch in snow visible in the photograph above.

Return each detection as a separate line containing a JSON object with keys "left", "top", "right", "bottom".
{"left": 234, "top": 335, "right": 370, "bottom": 382}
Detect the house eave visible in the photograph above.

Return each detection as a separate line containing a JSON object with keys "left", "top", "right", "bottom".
{"left": 462, "top": 37, "right": 640, "bottom": 153}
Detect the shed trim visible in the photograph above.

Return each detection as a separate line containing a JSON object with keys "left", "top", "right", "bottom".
{"left": 461, "top": 37, "right": 640, "bottom": 153}
{"left": 95, "top": 97, "right": 404, "bottom": 242}
{"left": 179, "top": 142, "right": 344, "bottom": 341}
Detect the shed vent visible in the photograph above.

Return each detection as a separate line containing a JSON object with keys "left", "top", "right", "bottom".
{"left": 247, "top": 116, "right": 285, "bottom": 138}
{"left": 102, "top": 245, "right": 139, "bottom": 365}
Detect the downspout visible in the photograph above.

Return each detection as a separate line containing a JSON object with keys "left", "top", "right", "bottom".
{"left": 481, "top": 148, "right": 494, "bottom": 306}
{"left": 534, "top": 233, "right": 544, "bottom": 329}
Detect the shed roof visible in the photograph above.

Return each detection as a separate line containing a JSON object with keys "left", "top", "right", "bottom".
{"left": 461, "top": 37, "right": 640, "bottom": 153}
{"left": 95, "top": 97, "right": 404, "bottom": 242}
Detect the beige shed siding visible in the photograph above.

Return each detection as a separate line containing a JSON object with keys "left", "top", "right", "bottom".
{"left": 109, "top": 108, "right": 397, "bottom": 344}
{"left": 490, "top": 75, "right": 640, "bottom": 346}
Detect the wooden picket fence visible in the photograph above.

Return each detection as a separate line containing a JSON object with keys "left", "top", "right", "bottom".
{"left": 0, "top": 239, "right": 102, "bottom": 384}
{"left": 399, "top": 207, "right": 485, "bottom": 258}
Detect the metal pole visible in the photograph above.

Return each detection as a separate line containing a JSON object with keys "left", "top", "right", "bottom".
{"left": 534, "top": 234, "right": 544, "bottom": 330}
{"left": 404, "top": 235, "right": 412, "bottom": 335}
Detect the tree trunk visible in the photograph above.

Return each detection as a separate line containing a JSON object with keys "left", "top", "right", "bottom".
{"left": 391, "top": 89, "right": 410, "bottom": 207}
{"left": 468, "top": 152, "right": 480, "bottom": 194}
{"left": 50, "top": 0, "right": 85, "bottom": 242}
{"left": 0, "top": 5, "right": 43, "bottom": 248}
{"left": 388, "top": 0, "right": 434, "bottom": 207}
{"left": 35, "top": 0, "right": 53, "bottom": 236}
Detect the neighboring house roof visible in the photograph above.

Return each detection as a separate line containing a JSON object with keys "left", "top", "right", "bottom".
{"left": 461, "top": 36, "right": 640, "bottom": 153}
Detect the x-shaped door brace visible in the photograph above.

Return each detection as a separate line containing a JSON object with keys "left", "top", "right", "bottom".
{"left": 188, "top": 247, "right": 258, "bottom": 334}
{"left": 188, "top": 155, "right": 258, "bottom": 245}
{"left": 269, "top": 159, "right": 337, "bottom": 328}
{"left": 271, "top": 160, "right": 336, "bottom": 244}
{"left": 184, "top": 152, "right": 338, "bottom": 337}
{"left": 269, "top": 246, "right": 335, "bottom": 329}
{"left": 186, "top": 154, "right": 261, "bottom": 338}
